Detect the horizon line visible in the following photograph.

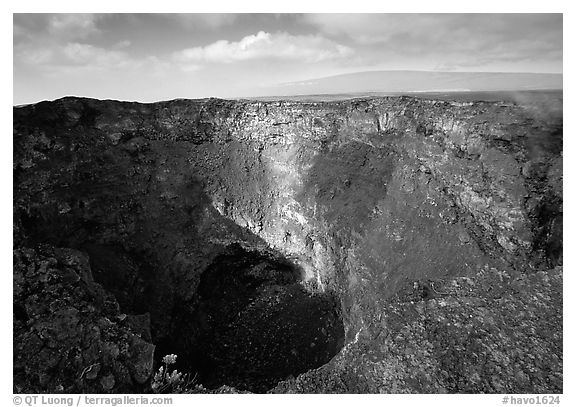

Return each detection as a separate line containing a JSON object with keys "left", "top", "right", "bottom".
{"left": 14, "top": 88, "right": 563, "bottom": 108}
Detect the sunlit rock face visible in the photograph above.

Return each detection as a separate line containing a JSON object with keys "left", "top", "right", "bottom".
{"left": 13, "top": 95, "right": 562, "bottom": 393}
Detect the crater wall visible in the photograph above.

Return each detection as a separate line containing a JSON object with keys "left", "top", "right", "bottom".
{"left": 13, "top": 96, "right": 563, "bottom": 393}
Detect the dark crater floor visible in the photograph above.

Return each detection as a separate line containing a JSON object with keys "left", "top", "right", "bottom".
{"left": 81, "top": 242, "right": 345, "bottom": 393}
{"left": 153, "top": 248, "right": 344, "bottom": 393}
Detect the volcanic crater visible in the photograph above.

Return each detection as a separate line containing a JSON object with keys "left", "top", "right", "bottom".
{"left": 13, "top": 94, "right": 563, "bottom": 393}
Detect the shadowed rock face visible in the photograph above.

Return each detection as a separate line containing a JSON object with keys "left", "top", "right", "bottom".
{"left": 13, "top": 95, "right": 562, "bottom": 393}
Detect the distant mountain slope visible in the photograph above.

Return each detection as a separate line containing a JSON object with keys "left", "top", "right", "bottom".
{"left": 263, "top": 71, "right": 562, "bottom": 96}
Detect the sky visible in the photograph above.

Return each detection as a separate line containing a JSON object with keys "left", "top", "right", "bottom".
{"left": 13, "top": 13, "right": 563, "bottom": 104}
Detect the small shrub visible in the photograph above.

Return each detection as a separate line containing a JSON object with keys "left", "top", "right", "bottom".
{"left": 151, "top": 354, "right": 196, "bottom": 394}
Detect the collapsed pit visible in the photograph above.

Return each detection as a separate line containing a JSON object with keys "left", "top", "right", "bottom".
{"left": 86, "top": 244, "right": 345, "bottom": 393}
{"left": 155, "top": 248, "right": 345, "bottom": 393}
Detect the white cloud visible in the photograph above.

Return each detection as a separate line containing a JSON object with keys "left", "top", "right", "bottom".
{"left": 16, "top": 43, "right": 119, "bottom": 69}
{"left": 62, "top": 43, "right": 129, "bottom": 68}
{"left": 16, "top": 42, "right": 148, "bottom": 73}
{"left": 47, "top": 14, "right": 102, "bottom": 40}
{"left": 304, "top": 14, "right": 562, "bottom": 49}
{"left": 304, "top": 14, "right": 489, "bottom": 46}
{"left": 173, "top": 31, "right": 354, "bottom": 64}
{"left": 302, "top": 14, "right": 562, "bottom": 72}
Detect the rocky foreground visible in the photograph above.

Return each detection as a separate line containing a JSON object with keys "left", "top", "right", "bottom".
{"left": 13, "top": 95, "right": 562, "bottom": 393}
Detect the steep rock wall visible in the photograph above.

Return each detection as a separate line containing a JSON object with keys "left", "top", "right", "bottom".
{"left": 13, "top": 96, "right": 562, "bottom": 392}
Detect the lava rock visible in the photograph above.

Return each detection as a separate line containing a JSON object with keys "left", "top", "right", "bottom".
{"left": 13, "top": 95, "right": 562, "bottom": 394}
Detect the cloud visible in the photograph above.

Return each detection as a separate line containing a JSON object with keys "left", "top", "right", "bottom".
{"left": 304, "top": 14, "right": 561, "bottom": 45}
{"left": 47, "top": 14, "right": 102, "bottom": 39}
{"left": 16, "top": 42, "right": 125, "bottom": 69}
{"left": 14, "top": 14, "right": 106, "bottom": 50}
{"left": 173, "top": 31, "right": 354, "bottom": 64}
{"left": 13, "top": 14, "right": 136, "bottom": 72}
{"left": 302, "top": 14, "right": 562, "bottom": 71}
{"left": 15, "top": 41, "right": 169, "bottom": 77}
{"left": 61, "top": 43, "right": 129, "bottom": 68}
